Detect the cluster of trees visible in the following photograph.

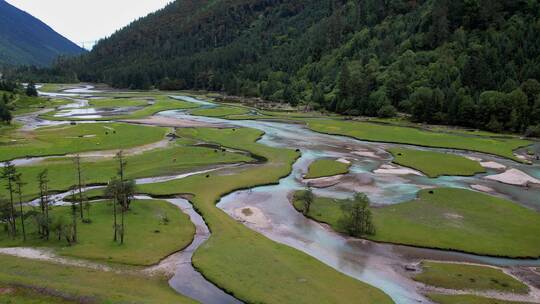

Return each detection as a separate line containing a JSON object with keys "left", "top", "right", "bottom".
{"left": 105, "top": 151, "right": 136, "bottom": 245}
{"left": 6, "top": 0, "right": 540, "bottom": 134}
{"left": 0, "top": 93, "right": 12, "bottom": 124}
{"left": 1, "top": 160, "right": 86, "bottom": 244}
{"left": 0, "top": 80, "right": 39, "bottom": 125}
{"left": 0, "top": 79, "right": 18, "bottom": 124}
{"left": 25, "top": 81, "right": 37, "bottom": 97}
{"left": 295, "top": 189, "right": 375, "bottom": 237}
{"left": 0, "top": 151, "right": 135, "bottom": 246}
{"left": 338, "top": 193, "right": 375, "bottom": 237}
{"left": 0, "top": 80, "right": 19, "bottom": 92}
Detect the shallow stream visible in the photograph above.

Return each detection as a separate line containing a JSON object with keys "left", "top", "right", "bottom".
{"left": 17, "top": 86, "right": 540, "bottom": 304}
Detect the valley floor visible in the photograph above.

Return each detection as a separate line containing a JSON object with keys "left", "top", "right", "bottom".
{"left": 0, "top": 84, "right": 539, "bottom": 304}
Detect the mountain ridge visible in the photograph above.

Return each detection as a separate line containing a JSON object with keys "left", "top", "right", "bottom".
{"left": 16, "top": 0, "right": 540, "bottom": 134}
{"left": 0, "top": 0, "right": 85, "bottom": 66}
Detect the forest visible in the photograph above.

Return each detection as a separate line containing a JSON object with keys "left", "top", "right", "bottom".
{"left": 6, "top": 0, "right": 540, "bottom": 134}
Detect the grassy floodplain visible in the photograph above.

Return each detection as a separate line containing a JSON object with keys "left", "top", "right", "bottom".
{"left": 0, "top": 122, "right": 166, "bottom": 161}
{"left": 136, "top": 127, "right": 394, "bottom": 304}
{"left": 303, "top": 119, "right": 531, "bottom": 162}
{"left": 190, "top": 105, "right": 250, "bottom": 117}
{"left": 0, "top": 200, "right": 195, "bottom": 265}
{"left": 388, "top": 147, "right": 486, "bottom": 177}
{"left": 0, "top": 255, "right": 196, "bottom": 304}
{"left": 415, "top": 261, "right": 529, "bottom": 294}
{"left": 0, "top": 284, "right": 75, "bottom": 304}
{"left": 40, "top": 95, "right": 198, "bottom": 121}
{"left": 0, "top": 141, "right": 252, "bottom": 201}
{"left": 88, "top": 98, "right": 149, "bottom": 108}
{"left": 292, "top": 188, "right": 540, "bottom": 258}
{"left": 10, "top": 94, "right": 71, "bottom": 116}
{"left": 305, "top": 159, "right": 351, "bottom": 179}
{"left": 427, "top": 294, "right": 531, "bottom": 304}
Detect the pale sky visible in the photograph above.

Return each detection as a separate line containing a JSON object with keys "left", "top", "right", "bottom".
{"left": 6, "top": 0, "right": 173, "bottom": 49}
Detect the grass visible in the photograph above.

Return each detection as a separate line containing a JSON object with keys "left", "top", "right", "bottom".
{"left": 38, "top": 83, "right": 67, "bottom": 93}
{"left": 6, "top": 92, "right": 70, "bottom": 115}
{"left": 371, "top": 188, "right": 540, "bottom": 257}
{"left": 0, "top": 255, "right": 196, "bottom": 303}
{"left": 135, "top": 127, "right": 393, "bottom": 304}
{"left": 415, "top": 261, "right": 529, "bottom": 294}
{"left": 388, "top": 148, "right": 486, "bottom": 177}
{"left": 369, "top": 117, "right": 520, "bottom": 138}
{"left": 0, "top": 284, "right": 76, "bottom": 303}
{"left": 427, "top": 294, "right": 531, "bottom": 304}
{"left": 292, "top": 191, "right": 344, "bottom": 226}
{"left": 0, "top": 122, "right": 166, "bottom": 161}
{"left": 0, "top": 141, "right": 252, "bottom": 201}
{"left": 303, "top": 119, "right": 531, "bottom": 162}
{"left": 40, "top": 95, "right": 198, "bottom": 121}
{"left": 88, "top": 98, "right": 149, "bottom": 108}
{"left": 305, "top": 159, "right": 350, "bottom": 179}
{"left": 190, "top": 105, "right": 250, "bottom": 117}
{"left": 291, "top": 188, "right": 540, "bottom": 258}
{"left": 0, "top": 200, "right": 195, "bottom": 266}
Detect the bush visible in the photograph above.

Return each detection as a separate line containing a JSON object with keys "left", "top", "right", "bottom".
{"left": 377, "top": 105, "right": 397, "bottom": 118}
{"left": 525, "top": 125, "right": 540, "bottom": 138}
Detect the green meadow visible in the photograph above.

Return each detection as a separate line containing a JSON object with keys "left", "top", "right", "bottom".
{"left": 292, "top": 188, "right": 540, "bottom": 258}
{"left": 0, "top": 123, "right": 166, "bottom": 161}
{"left": 0, "top": 142, "right": 252, "bottom": 201}
{"left": 305, "top": 159, "right": 350, "bottom": 179}
{"left": 136, "top": 127, "right": 394, "bottom": 304}
{"left": 388, "top": 147, "right": 486, "bottom": 177}
{"left": 0, "top": 200, "right": 195, "bottom": 265}
{"left": 88, "top": 98, "right": 149, "bottom": 108}
{"left": 304, "top": 119, "right": 531, "bottom": 162}
{"left": 0, "top": 255, "right": 196, "bottom": 303}
{"left": 415, "top": 261, "right": 529, "bottom": 294}
{"left": 40, "top": 95, "right": 198, "bottom": 121}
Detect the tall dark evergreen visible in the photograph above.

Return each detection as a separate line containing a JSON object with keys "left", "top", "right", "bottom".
{"left": 0, "top": 95, "right": 11, "bottom": 124}
{"left": 25, "top": 82, "right": 38, "bottom": 97}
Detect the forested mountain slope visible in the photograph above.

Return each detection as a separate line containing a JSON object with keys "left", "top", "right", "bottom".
{"left": 0, "top": 0, "right": 84, "bottom": 66}
{"left": 57, "top": 0, "right": 540, "bottom": 133}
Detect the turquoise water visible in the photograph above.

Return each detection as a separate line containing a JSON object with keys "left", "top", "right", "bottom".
{"left": 160, "top": 105, "right": 540, "bottom": 304}
{"left": 31, "top": 87, "right": 540, "bottom": 304}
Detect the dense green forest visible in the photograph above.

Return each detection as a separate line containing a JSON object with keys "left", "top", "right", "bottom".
{"left": 7, "top": 0, "right": 540, "bottom": 134}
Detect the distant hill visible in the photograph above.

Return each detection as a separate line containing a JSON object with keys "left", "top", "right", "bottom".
{"left": 33, "top": 0, "right": 540, "bottom": 133}
{"left": 0, "top": 0, "right": 85, "bottom": 66}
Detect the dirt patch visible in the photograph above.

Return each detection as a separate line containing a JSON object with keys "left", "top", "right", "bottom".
{"left": 241, "top": 208, "right": 254, "bottom": 216}
{"left": 444, "top": 213, "right": 463, "bottom": 220}
{"left": 0, "top": 248, "right": 112, "bottom": 272}
{"left": 484, "top": 168, "right": 540, "bottom": 186}
{"left": 303, "top": 175, "right": 344, "bottom": 188}
{"left": 233, "top": 206, "right": 271, "bottom": 229}
{"left": 0, "top": 287, "right": 15, "bottom": 295}
{"left": 123, "top": 116, "right": 222, "bottom": 128}
{"left": 337, "top": 158, "right": 351, "bottom": 164}
{"left": 480, "top": 161, "right": 506, "bottom": 170}
{"left": 470, "top": 184, "right": 496, "bottom": 193}
{"left": 352, "top": 150, "right": 382, "bottom": 159}
{"left": 374, "top": 164, "right": 424, "bottom": 176}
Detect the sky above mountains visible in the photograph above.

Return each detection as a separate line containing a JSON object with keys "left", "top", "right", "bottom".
{"left": 6, "top": 0, "right": 172, "bottom": 48}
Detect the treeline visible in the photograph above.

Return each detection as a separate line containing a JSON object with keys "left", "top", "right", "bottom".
{"left": 12, "top": 0, "right": 540, "bottom": 134}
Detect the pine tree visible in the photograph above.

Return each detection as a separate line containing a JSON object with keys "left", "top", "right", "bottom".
{"left": 26, "top": 82, "right": 38, "bottom": 97}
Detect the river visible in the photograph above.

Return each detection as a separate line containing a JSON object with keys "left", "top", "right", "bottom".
{"left": 13, "top": 86, "right": 539, "bottom": 304}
